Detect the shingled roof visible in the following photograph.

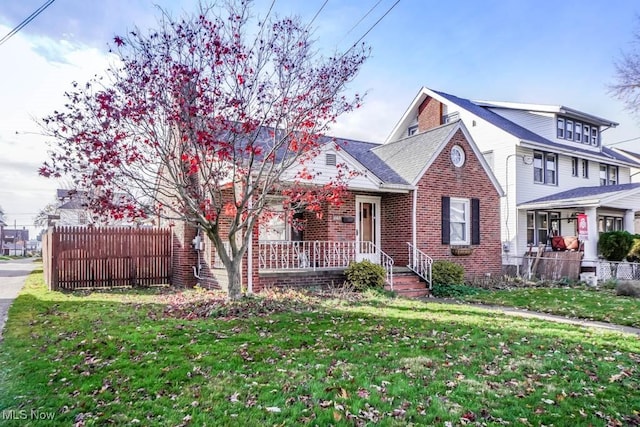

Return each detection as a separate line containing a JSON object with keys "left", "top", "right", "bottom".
{"left": 431, "top": 89, "right": 639, "bottom": 166}
{"left": 522, "top": 182, "right": 640, "bottom": 204}
{"left": 371, "top": 122, "right": 458, "bottom": 184}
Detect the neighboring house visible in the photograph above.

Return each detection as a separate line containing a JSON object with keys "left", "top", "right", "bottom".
{"left": 2, "top": 228, "right": 29, "bottom": 256}
{"left": 172, "top": 120, "right": 504, "bottom": 294}
{"left": 55, "top": 189, "right": 92, "bottom": 226}
{"left": 51, "top": 189, "right": 137, "bottom": 227}
{"left": 386, "top": 87, "right": 640, "bottom": 269}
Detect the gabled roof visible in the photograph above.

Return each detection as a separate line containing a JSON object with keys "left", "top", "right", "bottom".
{"left": 371, "top": 120, "right": 503, "bottom": 195}
{"left": 519, "top": 183, "right": 640, "bottom": 210}
{"left": 373, "top": 121, "right": 458, "bottom": 184}
{"left": 387, "top": 87, "right": 638, "bottom": 167}
{"left": 326, "top": 137, "right": 409, "bottom": 186}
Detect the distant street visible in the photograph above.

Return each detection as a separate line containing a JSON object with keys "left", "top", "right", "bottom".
{"left": 0, "top": 258, "right": 36, "bottom": 340}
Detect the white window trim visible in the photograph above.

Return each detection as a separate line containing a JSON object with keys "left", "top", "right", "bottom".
{"left": 533, "top": 151, "right": 558, "bottom": 186}
{"left": 449, "top": 197, "right": 470, "bottom": 245}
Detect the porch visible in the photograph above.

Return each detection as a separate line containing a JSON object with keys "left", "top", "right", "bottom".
{"left": 257, "top": 240, "right": 433, "bottom": 294}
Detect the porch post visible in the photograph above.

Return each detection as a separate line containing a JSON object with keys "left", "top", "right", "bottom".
{"left": 624, "top": 209, "right": 635, "bottom": 234}
{"left": 583, "top": 206, "right": 598, "bottom": 267}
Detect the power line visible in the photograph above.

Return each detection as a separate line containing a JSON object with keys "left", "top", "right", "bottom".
{"left": 307, "top": 0, "right": 329, "bottom": 30}
{"left": 346, "top": 0, "right": 401, "bottom": 52}
{"left": 0, "top": 0, "right": 56, "bottom": 47}
{"left": 340, "top": 0, "right": 384, "bottom": 42}
{"left": 604, "top": 135, "right": 640, "bottom": 147}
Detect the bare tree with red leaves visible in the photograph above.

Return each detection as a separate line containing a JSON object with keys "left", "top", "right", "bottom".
{"left": 40, "top": 1, "right": 368, "bottom": 299}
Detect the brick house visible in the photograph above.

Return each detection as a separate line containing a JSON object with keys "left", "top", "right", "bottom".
{"left": 171, "top": 120, "right": 503, "bottom": 295}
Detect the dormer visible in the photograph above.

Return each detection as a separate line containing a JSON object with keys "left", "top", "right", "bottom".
{"left": 555, "top": 115, "right": 602, "bottom": 148}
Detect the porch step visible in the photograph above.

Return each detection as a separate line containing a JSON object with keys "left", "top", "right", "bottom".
{"left": 385, "top": 272, "right": 430, "bottom": 298}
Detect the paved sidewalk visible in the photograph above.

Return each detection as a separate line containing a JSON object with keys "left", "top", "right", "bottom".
{"left": 425, "top": 297, "right": 640, "bottom": 336}
{"left": 0, "top": 258, "right": 37, "bottom": 341}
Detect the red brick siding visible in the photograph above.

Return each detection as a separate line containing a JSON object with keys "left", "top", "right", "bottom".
{"left": 259, "top": 270, "right": 346, "bottom": 289}
{"left": 418, "top": 97, "right": 443, "bottom": 131}
{"left": 380, "top": 193, "right": 412, "bottom": 265}
{"left": 415, "top": 129, "right": 502, "bottom": 278}
{"left": 170, "top": 221, "right": 198, "bottom": 288}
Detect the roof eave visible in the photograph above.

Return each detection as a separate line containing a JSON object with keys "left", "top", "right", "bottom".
{"left": 518, "top": 198, "right": 602, "bottom": 210}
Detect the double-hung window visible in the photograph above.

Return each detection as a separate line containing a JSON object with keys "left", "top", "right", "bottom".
{"left": 581, "top": 159, "right": 589, "bottom": 178}
{"left": 600, "top": 164, "right": 618, "bottom": 186}
{"left": 557, "top": 118, "right": 565, "bottom": 138}
{"left": 574, "top": 123, "right": 582, "bottom": 142}
{"left": 534, "top": 151, "right": 557, "bottom": 185}
{"left": 441, "top": 197, "right": 480, "bottom": 245}
{"left": 449, "top": 198, "right": 470, "bottom": 245}
{"left": 571, "top": 157, "right": 578, "bottom": 177}
{"left": 565, "top": 120, "right": 574, "bottom": 140}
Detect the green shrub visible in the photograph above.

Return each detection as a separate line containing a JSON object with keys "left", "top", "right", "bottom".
{"left": 432, "top": 260, "right": 465, "bottom": 286}
{"left": 431, "top": 283, "right": 483, "bottom": 298}
{"left": 345, "top": 260, "right": 386, "bottom": 291}
{"left": 598, "top": 231, "right": 634, "bottom": 261}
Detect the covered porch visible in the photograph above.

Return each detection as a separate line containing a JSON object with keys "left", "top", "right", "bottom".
{"left": 256, "top": 192, "right": 433, "bottom": 291}
{"left": 517, "top": 183, "right": 640, "bottom": 270}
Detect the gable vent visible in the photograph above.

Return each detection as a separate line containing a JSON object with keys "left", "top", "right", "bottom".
{"left": 325, "top": 153, "right": 337, "bottom": 166}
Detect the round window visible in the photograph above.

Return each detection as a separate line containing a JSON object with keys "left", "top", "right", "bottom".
{"left": 450, "top": 145, "right": 465, "bottom": 167}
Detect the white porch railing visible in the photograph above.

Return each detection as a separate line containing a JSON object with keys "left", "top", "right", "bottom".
{"left": 407, "top": 242, "right": 433, "bottom": 289}
{"left": 258, "top": 240, "right": 394, "bottom": 287}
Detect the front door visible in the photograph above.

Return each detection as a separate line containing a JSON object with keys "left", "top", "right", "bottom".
{"left": 355, "top": 196, "right": 381, "bottom": 263}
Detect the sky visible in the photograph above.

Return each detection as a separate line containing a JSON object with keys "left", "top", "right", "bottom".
{"left": 1, "top": 0, "right": 640, "bottom": 238}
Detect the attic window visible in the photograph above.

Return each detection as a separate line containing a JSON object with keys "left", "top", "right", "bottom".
{"left": 407, "top": 125, "right": 418, "bottom": 136}
{"left": 325, "top": 153, "right": 337, "bottom": 166}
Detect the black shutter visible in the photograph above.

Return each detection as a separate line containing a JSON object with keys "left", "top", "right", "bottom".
{"left": 441, "top": 196, "right": 450, "bottom": 244}
{"left": 471, "top": 198, "right": 480, "bottom": 245}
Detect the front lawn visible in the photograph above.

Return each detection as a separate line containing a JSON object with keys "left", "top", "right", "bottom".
{"left": 0, "top": 270, "right": 639, "bottom": 426}
{"left": 461, "top": 286, "right": 640, "bottom": 327}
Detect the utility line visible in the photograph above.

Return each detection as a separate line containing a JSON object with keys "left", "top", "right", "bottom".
{"left": 340, "top": 0, "right": 384, "bottom": 41}
{"left": 307, "top": 0, "right": 329, "bottom": 30}
{"left": 346, "top": 0, "right": 401, "bottom": 52}
{"left": 604, "top": 135, "right": 640, "bottom": 147}
{"left": 0, "top": 0, "right": 56, "bottom": 47}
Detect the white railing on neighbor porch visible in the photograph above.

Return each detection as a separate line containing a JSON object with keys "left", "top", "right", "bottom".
{"left": 407, "top": 242, "right": 433, "bottom": 289}
{"left": 258, "top": 240, "right": 394, "bottom": 288}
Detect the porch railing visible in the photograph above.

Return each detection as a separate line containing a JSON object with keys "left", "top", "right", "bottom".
{"left": 407, "top": 242, "right": 433, "bottom": 289}
{"left": 258, "top": 240, "right": 394, "bottom": 287}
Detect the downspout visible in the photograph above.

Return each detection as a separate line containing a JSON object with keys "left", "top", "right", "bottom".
{"left": 247, "top": 198, "right": 253, "bottom": 294}
{"left": 412, "top": 187, "right": 417, "bottom": 259}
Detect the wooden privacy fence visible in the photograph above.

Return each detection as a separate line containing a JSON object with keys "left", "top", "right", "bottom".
{"left": 43, "top": 226, "right": 172, "bottom": 290}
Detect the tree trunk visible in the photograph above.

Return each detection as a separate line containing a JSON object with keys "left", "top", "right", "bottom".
{"left": 226, "top": 260, "right": 243, "bottom": 300}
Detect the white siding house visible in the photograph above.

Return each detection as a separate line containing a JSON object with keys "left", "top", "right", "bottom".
{"left": 387, "top": 87, "right": 640, "bottom": 268}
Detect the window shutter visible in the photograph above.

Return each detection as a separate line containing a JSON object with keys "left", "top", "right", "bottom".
{"left": 441, "top": 196, "right": 450, "bottom": 244}
{"left": 471, "top": 198, "right": 480, "bottom": 245}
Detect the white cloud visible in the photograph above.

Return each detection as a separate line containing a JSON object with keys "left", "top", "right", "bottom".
{"left": 0, "top": 24, "right": 113, "bottom": 232}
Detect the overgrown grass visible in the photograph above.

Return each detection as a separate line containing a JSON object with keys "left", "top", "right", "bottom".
{"left": 0, "top": 269, "right": 639, "bottom": 426}
{"left": 462, "top": 286, "right": 640, "bottom": 327}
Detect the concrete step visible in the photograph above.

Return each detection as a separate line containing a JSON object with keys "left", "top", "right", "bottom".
{"left": 393, "top": 288, "right": 430, "bottom": 298}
